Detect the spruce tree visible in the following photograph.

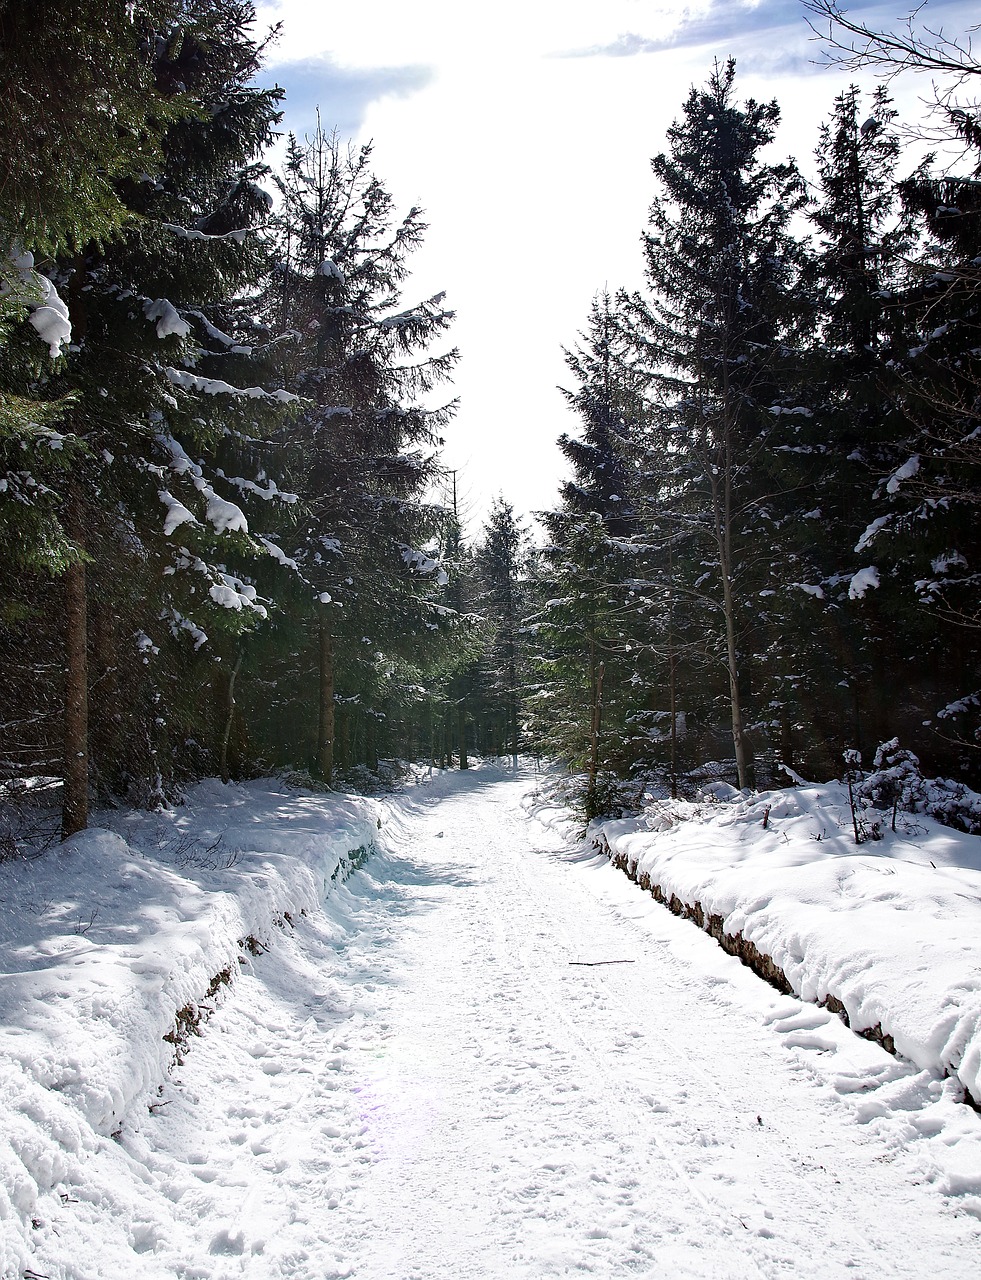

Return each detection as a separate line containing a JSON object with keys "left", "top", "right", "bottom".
{"left": 627, "top": 60, "right": 810, "bottom": 789}
{"left": 253, "top": 124, "right": 457, "bottom": 782}
{"left": 534, "top": 292, "right": 654, "bottom": 816}
{"left": 853, "top": 115, "right": 981, "bottom": 770}
{"left": 473, "top": 497, "right": 530, "bottom": 767}
{"left": 0, "top": 0, "right": 185, "bottom": 255}
{"left": 0, "top": 1, "right": 291, "bottom": 832}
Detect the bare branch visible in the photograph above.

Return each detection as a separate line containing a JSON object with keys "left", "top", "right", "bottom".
{"left": 804, "top": 0, "right": 981, "bottom": 84}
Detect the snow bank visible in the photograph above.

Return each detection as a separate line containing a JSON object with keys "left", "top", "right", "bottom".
{"left": 0, "top": 779, "right": 383, "bottom": 1277}
{"left": 594, "top": 783, "right": 981, "bottom": 1102}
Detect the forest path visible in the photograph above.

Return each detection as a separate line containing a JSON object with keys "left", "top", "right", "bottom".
{"left": 124, "top": 767, "right": 981, "bottom": 1278}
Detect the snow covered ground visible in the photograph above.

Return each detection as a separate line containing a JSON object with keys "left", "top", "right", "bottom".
{"left": 581, "top": 780, "right": 981, "bottom": 1107}
{"left": 3, "top": 764, "right": 981, "bottom": 1278}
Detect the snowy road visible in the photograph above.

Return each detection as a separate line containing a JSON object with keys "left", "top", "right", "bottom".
{"left": 66, "top": 768, "right": 981, "bottom": 1277}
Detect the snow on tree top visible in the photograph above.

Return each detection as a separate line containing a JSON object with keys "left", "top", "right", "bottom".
{"left": 158, "top": 490, "right": 198, "bottom": 536}
{"left": 3, "top": 247, "right": 72, "bottom": 357}
{"left": 855, "top": 514, "right": 891, "bottom": 553}
{"left": 886, "top": 455, "right": 920, "bottom": 495}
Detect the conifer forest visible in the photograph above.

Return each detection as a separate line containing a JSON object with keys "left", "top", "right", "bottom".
{"left": 3, "top": 0, "right": 981, "bottom": 836}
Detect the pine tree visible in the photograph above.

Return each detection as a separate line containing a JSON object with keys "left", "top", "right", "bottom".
{"left": 804, "top": 0, "right": 981, "bottom": 779}
{"left": 0, "top": 1, "right": 291, "bottom": 833}
{"left": 473, "top": 497, "right": 530, "bottom": 766}
{"left": 851, "top": 114, "right": 981, "bottom": 771}
{"left": 741, "top": 84, "right": 917, "bottom": 778}
{"left": 0, "top": 0, "right": 186, "bottom": 255}
{"left": 627, "top": 60, "right": 810, "bottom": 789}
{"left": 533, "top": 292, "right": 655, "bottom": 817}
{"left": 253, "top": 124, "right": 457, "bottom": 782}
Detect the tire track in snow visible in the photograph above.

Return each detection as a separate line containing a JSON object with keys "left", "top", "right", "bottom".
{"left": 442, "top": 801, "right": 775, "bottom": 1274}
{"left": 521, "top": 801, "right": 981, "bottom": 1254}
{"left": 323, "top": 772, "right": 958, "bottom": 1278}
{"left": 89, "top": 768, "right": 981, "bottom": 1280}
{"left": 490, "top": 793, "right": 903, "bottom": 1279}
{"left": 320, "top": 778, "right": 773, "bottom": 1278}
{"left": 362, "top": 771, "right": 976, "bottom": 1277}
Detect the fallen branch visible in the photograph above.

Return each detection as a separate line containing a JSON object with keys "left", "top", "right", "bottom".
{"left": 568, "top": 959, "right": 636, "bottom": 966}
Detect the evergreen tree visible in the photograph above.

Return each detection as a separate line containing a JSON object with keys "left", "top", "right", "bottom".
{"left": 627, "top": 60, "right": 810, "bottom": 789}
{"left": 854, "top": 119, "right": 981, "bottom": 770}
{"left": 0, "top": 0, "right": 186, "bottom": 255}
{"left": 252, "top": 124, "right": 457, "bottom": 782}
{"left": 473, "top": 497, "right": 530, "bottom": 766}
{"left": 807, "top": 2, "right": 981, "bottom": 773}
{"left": 759, "top": 84, "right": 916, "bottom": 776}
{"left": 0, "top": 1, "right": 291, "bottom": 833}
{"left": 533, "top": 292, "right": 654, "bottom": 817}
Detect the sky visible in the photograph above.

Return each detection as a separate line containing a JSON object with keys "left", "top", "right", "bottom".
{"left": 252, "top": 0, "right": 974, "bottom": 533}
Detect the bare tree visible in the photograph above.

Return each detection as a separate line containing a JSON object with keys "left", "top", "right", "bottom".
{"left": 805, "top": 1, "right": 980, "bottom": 85}
{"left": 804, "top": 1, "right": 981, "bottom": 155}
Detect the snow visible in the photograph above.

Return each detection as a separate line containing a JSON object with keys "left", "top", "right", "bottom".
{"left": 185, "top": 310, "right": 253, "bottom": 354}
{"left": 203, "top": 488, "right": 248, "bottom": 536}
{"left": 158, "top": 489, "right": 198, "bottom": 536}
{"left": 767, "top": 404, "right": 813, "bottom": 417}
{"left": 218, "top": 473, "right": 299, "bottom": 504}
{"left": 933, "top": 550, "right": 967, "bottom": 574}
{"left": 855, "top": 514, "right": 891, "bottom": 552}
{"left": 400, "top": 544, "right": 449, "bottom": 586}
{"left": 143, "top": 298, "right": 191, "bottom": 341}
{"left": 164, "top": 606, "right": 208, "bottom": 650}
{"left": 164, "top": 368, "right": 300, "bottom": 403}
{"left": 316, "top": 258, "right": 346, "bottom": 282}
{"left": 848, "top": 565, "right": 880, "bottom": 599}
{"left": 209, "top": 571, "right": 265, "bottom": 615}
{"left": 157, "top": 466, "right": 248, "bottom": 538}
{"left": 2, "top": 248, "right": 72, "bottom": 357}
{"left": 886, "top": 454, "right": 920, "bottom": 495}
{"left": 159, "top": 222, "right": 249, "bottom": 245}
{"left": 258, "top": 536, "right": 299, "bottom": 571}
{"left": 28, "top": 297, "right": 73, "bottom": 358}
{"left": 3, "top": 768, "right": 981, "bottom": 1277}
{"left": 591, "top": 780, "right": 981, "bottom": 1104}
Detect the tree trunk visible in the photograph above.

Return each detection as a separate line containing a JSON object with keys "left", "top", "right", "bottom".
{"left": 712, "top": 452, "right": 751, "bottom": 791}
{"left": 62, "top": 515, "right": 89, "bottom": 840}
{"left": 669, "top": 646, "right": 679, "bottom": 800}
{"left": 317, "top": 613, "right": 335, "bottom": 783}
{"left": 668, "top": 547, "right": 678, "bottom": 799}
{"left": 218, "top": 648, "right": 244, "bottom": 783}
{"left": 443, "top": 707, "right": 454, "bottom": 768}
{"left": 337, "top": 703, "right": 351, "bottom": 773}
{"left": 366, "top": 713, "right": 378, "bottom": 773}
{"left": 424, "top": 700, "right": 435, "bottom": 769}
{"left": 89, "top": 594, "right": 120, "bottom": 798}
{"left": 721, "top": 566, "right": 750, "bottom": 791}
{"left": 458, "top": 704, "right": 468, "bottom": 770}
{"left": 585, "top": 634, "right": 605, "bottom": 818}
